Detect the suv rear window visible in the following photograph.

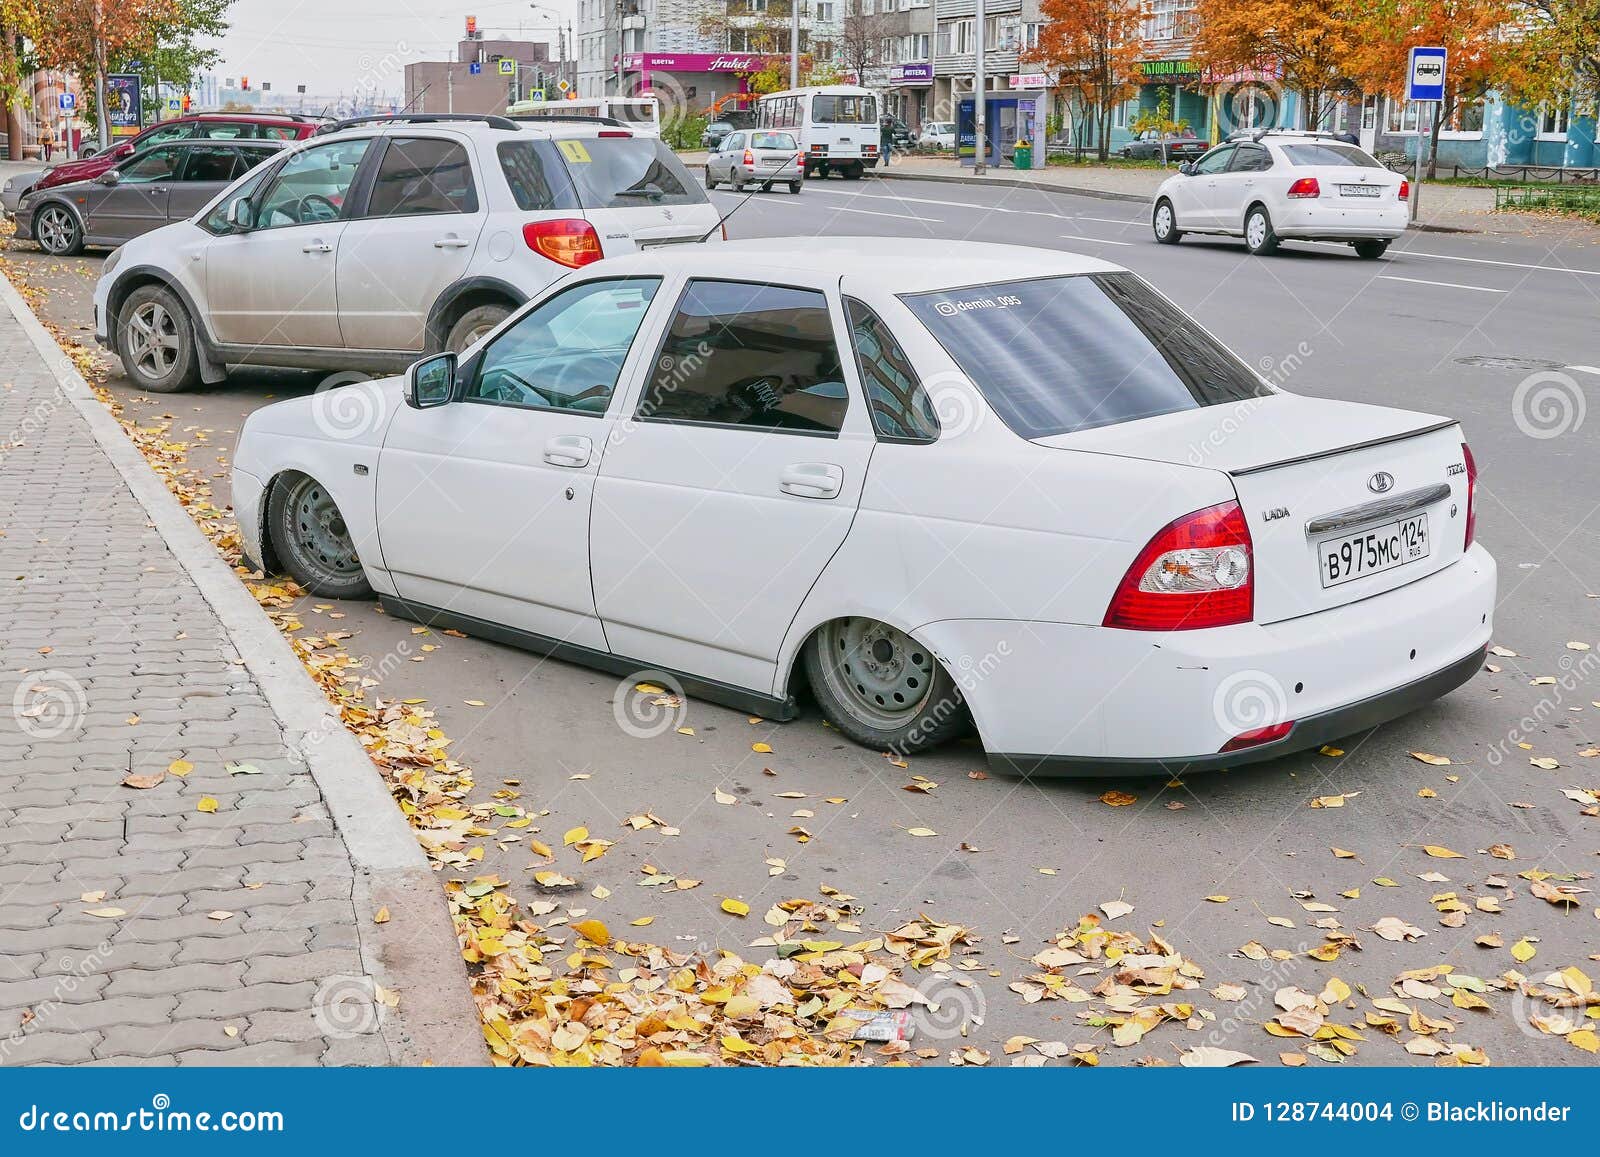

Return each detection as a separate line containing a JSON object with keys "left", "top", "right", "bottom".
{"left": 497, "top": 138, "right": 707, "bottom": 210}
{"left": 1282, "top": 143, "right": 1382, "bottom": 168}
{"left": 901, "top": 274, "right": 1272, "bottom": 439}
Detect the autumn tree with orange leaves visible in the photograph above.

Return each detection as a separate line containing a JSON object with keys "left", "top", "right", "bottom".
{"left": 25, "top": 0, "right": 179, "bottom": 147}
{"left": 1346, "top": 0, "right": 1517, "bottom": 177}
{"left": 1192, "top": 0, "right": 1363, "bottom": 131}
{"left": 1026, "top": 0, "right": 1144, "bottom": 161}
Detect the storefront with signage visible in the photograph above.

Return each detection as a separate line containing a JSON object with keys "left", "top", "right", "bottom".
{"left": 621, "top": 52, "right": 765, "bottom": 115}
{"left": 1108, "top": 59, "right": 1297, "bottom": 151}
{"left": 885, "top": 63, "right": 933, "bottom": 129}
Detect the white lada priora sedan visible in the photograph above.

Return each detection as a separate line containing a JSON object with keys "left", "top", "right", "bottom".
{"left": 231, "top": 239, "right": 1495, "bottom": 775}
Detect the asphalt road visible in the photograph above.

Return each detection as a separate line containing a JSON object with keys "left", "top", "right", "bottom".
{"left": 10, "top": 177, "right": 1599, "bottom": 1066}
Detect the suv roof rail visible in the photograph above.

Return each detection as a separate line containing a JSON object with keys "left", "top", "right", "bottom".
{"left": 314, "top": 113, "right": 519, "bottom": 135}
{"left": 507, "top": 113, "right": 626, "bottom": 128}
{"left": 1228, "top": 128, "right": 1342, "bottom": 142}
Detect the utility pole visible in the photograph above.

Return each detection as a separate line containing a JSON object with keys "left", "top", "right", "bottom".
{"left": 614, "top": 0, "right": 623, "bottom": 96}
{"left": 790, "top": 0, "right": 800, "bottom": 90}
{"left": 447, "top": 65, "right": 454, "bottom": 113}
{"left": 93, "top": 0, "right": 109, "bottom": 151}
{"left": 972, "top": 0, "right": 986, "bottom": 175}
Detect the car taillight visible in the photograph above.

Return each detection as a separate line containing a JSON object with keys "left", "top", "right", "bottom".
{"left": 1103, "top": 501, "right": 1254, "bottom": 631}
{"left": 1462, "top": 442, "right": 1478, "bottom": 549}
{"left": 1287, "top": 177, "right": 1320, "bottom": 198}
{"left": 522, "top": 218, "right": 603, "bottom": 268}
{"left": 1398, "top": 178, "right": 1409, "bottom": 200}
{"left": 1220, "top": 720, "right": 1294, "bottom": 753}
{"left": 796, "top": 151, "right": 805, "bottom": 169}
{"left": 743, "top": 149, "right": 754, "bottom": 165}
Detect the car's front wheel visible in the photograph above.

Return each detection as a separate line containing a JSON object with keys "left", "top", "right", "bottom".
{"left": 267, "top": 473, "right": 372, "bottom": 600}
{"left": 803, "top": 618, "right": 968, "bottom": 754}
{"left": 1353, "top": 239, "right": 1390, "bottom": 260}
{"left": 445, "top": 303, "right": 510, "bottom": 353}
{"left": 704, "top": 165, "right": 717, "bottom": 189}
{"left": 35, "top": 204, "right": 83, "bottom": 256}
{"left": 1244, "top": 204, "right": 1280, "bottom": 255}
{"left": 1153, "top": 198, "right": 1182, "bottom": 244}
{"left": 118, "top": 284, "right": 200, "bottom": 393}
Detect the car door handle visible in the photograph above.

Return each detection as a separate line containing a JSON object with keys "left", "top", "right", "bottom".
{"left": 434, "top": 237, "right": 471, "bottom": 249}
{"left": 779, "top": 462, "right": 843, "bottom": 499}
{"left": 302, "top": 240, "right": 333, "bottom": 254}
{"left": 543, "top": 435, "right": 592, "bottom": 468}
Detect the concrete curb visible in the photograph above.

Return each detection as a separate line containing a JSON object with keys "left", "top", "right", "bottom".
{"left": 0, "top": 273, "right": 484, "bottom": 1067}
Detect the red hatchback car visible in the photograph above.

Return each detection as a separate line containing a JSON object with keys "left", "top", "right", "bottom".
{"left": 36, "top": 113, "right": 320, "bottom": 193}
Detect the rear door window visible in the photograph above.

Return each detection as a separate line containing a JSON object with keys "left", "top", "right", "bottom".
{"left": 1229, "top": 144, "right": 1272, "bottom": 172}
{"left": 498, "top": 138, "right": 708, "bottom": 209}
{"left": 365, "top": 137, "right": 479, "bottom": 216}
{"left": 900, "top": 274, "right": 1271, "bottom": 438}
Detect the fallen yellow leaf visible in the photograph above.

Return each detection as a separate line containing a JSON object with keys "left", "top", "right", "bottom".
{"left": 721, "top": 898, "right": 750, "bottom": 917}
{"left": 196, "top": 797, "right": 218, "bottom": 813}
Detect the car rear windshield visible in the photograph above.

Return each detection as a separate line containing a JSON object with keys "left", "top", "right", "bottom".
{"left": 751, "top": 132, "right": 797, "bottom": 150}
{"left": 900, "top": 274, "right": 1272, "bottom": 439}
{"left": 1282, "top": 143, "right": 1382, "bottom": 168}
{"left": 498, "top": 137, "right": 708, "bottom": 210}
{"left": 812, "top": 94, "right": 876, "bottom": 123}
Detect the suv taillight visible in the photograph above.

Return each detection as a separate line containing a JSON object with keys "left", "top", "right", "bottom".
{"left": 1462, "top": 443, "right": 1478, "bottom": 549}
{"left": 522, "top": 219, "right": 603, "bottom": 268}
{"left": 1103, "top": 501, "right": 1254, "bottom": 631}
{"left": 1287, "top": 177, "right": 1320, "bottom": 198}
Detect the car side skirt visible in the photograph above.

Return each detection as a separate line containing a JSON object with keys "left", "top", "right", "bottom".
{"left": 990, "top": 644, "right": 1487, "bottom": 779}
{"left": 378, "top": 595, "right": 802, "bottom": 722}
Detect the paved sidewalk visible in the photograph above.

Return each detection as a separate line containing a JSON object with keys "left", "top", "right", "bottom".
{"left": 0, "top": 279, "right": 479, "bottom": 1065}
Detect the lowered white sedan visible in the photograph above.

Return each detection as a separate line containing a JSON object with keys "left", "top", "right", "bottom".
{"left": 231, "top": 239, "right": 1494, "bottom": 774}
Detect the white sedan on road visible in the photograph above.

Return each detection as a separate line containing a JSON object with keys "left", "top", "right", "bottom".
{"left": 232, "top": 239, "right": 1494, "bottom": 774}
{"left": 1151, "top": 132, "right": 1409, "bottom": 258}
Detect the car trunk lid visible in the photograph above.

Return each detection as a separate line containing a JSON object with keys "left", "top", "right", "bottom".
{"left": 1033, "top": 394, "right": 1471, "bottom": 624}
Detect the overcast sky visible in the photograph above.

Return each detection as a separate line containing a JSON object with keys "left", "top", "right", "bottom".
{"left": 203, "top": 0, "right": 577, "bottom": 95}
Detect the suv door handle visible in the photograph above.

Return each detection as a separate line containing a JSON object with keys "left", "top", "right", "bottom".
{"left": 779, "top": 462, "right": 843, "bottom": 499}
{"left": 302, "top": 240, "right": 333, "bottom": 253}
{"left": 434, "top": 237, "right": 471, "bottom": 249}
{"left": 543, "top": 435, "right": 592, "bottom": 468}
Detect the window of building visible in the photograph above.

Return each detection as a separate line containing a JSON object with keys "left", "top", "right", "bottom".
{"left": 1539, "top": 104, "right": 1570, "bottom": 138}
{"left": 1443, "top": 96, "right": 1485, "bottom": 136}
{"left": 1384, "top": 99, "right": 1423, "bottom": 134}
{"left": 638, "top": 280, "right": 848, "bottom": 435}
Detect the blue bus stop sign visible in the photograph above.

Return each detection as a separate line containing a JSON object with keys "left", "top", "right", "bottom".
{"left": 1407, "top": 46, "right": 1447, "bottom": 102}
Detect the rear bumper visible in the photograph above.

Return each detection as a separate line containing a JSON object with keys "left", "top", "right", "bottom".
{"left": 1274, "top": 203, "right": 1409, "bottom": 240}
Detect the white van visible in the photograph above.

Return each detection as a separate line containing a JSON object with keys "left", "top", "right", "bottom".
{"left": 757, "top": 85, "right": 879, "bottom": 179}
{"left": 508, "top": 96, "right": 661, "bottom": 138}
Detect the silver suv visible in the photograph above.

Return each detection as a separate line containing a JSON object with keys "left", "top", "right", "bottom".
{"left": 92, "top": 113, "right": 721, "bottom": 393}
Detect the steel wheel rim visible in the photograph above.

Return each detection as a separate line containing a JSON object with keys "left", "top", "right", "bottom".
{"left": 1247, "top": 213, "right": 1267, "bottom": 248}
{"left": 290, "top": 480, "right": 361, "bottom": 575}
{"left": 1155, "top": 204, "right": 1172, "bottom": 237}
{"left": 38, "top": 206, "right": 73, "bottom": 252}
{"left": 817, "top": 618, "right": 936, "bottom": 730}
{"left": 126, "top": 300, "right": 180, "bottom": 379}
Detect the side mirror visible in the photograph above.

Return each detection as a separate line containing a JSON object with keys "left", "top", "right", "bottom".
{"left": 225, "top": 197, "right": 254, "bottom": 229}
{"left": 94, "top": 169, "right": 121, "bottom": 186}
{"left": 1178, "top": 161, "right": 1196, "bottom": 176}
{"left": 406, "top": 352, "right": 456, "bottom": 410}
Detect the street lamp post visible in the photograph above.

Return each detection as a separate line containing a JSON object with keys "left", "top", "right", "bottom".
{"left": 973, "top": 0, "right": 986, "bottom": 175}
{"left": 791, "top": 0, "right": 800, "bottom": 91}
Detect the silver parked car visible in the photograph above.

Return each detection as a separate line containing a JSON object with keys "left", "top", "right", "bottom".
{"left": 2, "top": 168, "right": 46, "bottom": 219}
{"left": 704, "top": 130, "right": 803, "bottom": 194}
{"left": 16, "top": 139, "right": 284, "bottom": 255}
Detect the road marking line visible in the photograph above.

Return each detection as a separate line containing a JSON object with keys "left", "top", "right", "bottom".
{"left": 1058, "top": 234, "right": 1133, "bottom": 246}
{"left": 1379, "top": 274, "right": 1504, "bottom": 293}
{"left": 829, "top": 205, "right": 942, "bottom": 220}
{"left": 1399, "top": 249, "right": 1600, "bottom": 278}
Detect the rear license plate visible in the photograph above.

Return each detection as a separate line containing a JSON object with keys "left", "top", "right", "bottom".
{"left": 1341, "top": 184, "right": 1382, "bottom": 197}
{"left": 1319, "top": 514, "right": 1429, "bottom": 588}
{"left": 760, "top": 157, "right": 785, "bottom": 166}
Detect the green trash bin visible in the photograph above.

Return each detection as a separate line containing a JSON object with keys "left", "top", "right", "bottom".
{"left": 1012, "top": 140, "right": 1033, "bottom": 171}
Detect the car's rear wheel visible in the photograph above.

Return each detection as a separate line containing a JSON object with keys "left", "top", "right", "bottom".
{"left": 842, "top": 163, "right": 864, "bottom": 180}
{"left": 731, "top": 170, "right": 746, "bottom": 192}
{"left": 789, "top": 180, "right": 802, "bottom": 194}
{"left": 445, "top": 303, "right": 510, "bottom": 353}
{"left": 1153, "top": 198, "right": 1182, "bottom": 244}
{"left": 1244, "top": 204, "right": 1280, "bottom": 255}
{"left": 1353, "top": 239, "right": 1390, "bottom": 260}
{"left": 267, "top": 473, "right": 372, "bottom": 600}
{"left": 35, "top": 204, "right": 83, "bottom": 256}
{"left": 804, "top": 618, "right": 968, "bottom": 754}
{"left": 118, "top": 284, "right": 200, "bottom": 393}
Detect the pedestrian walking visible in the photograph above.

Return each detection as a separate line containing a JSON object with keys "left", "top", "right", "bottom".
{"left": 40, "top": 121, "right": 54, "bottom": 162}
{"left": 879, "top": 115, "right": 894, "bottom": 167}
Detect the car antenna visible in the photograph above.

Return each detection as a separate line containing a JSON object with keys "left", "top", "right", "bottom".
{"left": 696, "top": 148, "right": 801, "bottom": 243}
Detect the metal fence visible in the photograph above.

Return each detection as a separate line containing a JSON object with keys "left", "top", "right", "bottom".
{"left": 1494, "top": 184, "right": 1600, "bottom": 219}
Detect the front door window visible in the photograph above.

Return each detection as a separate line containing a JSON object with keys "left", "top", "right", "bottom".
{"left": 254, "top": 138, "right": 371, "bottom": 228}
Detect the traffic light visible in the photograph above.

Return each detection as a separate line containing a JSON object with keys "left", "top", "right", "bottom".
{"left": 241, "top": 76, "right": 249, "bottom": 90}
{"left": 181, "top": 93, "right": 191, "bottom": 112}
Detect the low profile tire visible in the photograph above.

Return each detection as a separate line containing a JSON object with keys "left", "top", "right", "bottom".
{"left": 1353, "top": 239, "right": 1390, "bottom": 260}
{"left": 789, "top": 180, "right": 802, "bottom": 194}
{"left": 35, "top": 203, "right": 83, "bottom": 256}
{"left": 267, "top": 473, "right": 372, "bottom": 600}
{"left": 117, "top": 284, "right": 200, "bottom": 393}
{"left": 445, "top": 303, "right": 510, "bottom": 353}
{"left": 1244, "top": 204, "right": 1280, "bottom": 255}
{"left": 803, "top": 618, "right": 968, "bottom": 754}
{"left": 1153, "top": 198, "right": 1182, "bottom": 244}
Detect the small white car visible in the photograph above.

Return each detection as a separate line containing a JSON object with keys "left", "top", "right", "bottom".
{"left": 231, "top": 240, "right": 1494, "bottom": 774}
{"left": 919, "top": 122, "right": 956, "bottom": 150}
{"left": 1151, "top": 132, "right": 1408, "bottom": 258}
{"left": 92, "top": 113, "right": 720, "bottom": 394}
